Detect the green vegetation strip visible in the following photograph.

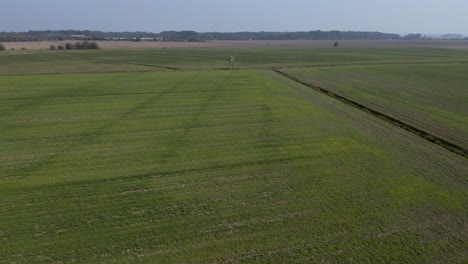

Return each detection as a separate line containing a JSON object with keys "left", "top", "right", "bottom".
{"left": 0, "top": 52, "right": 160, "bottom": 76}
{"left": 3, "top": 47, "right": 468, "bottom": 75}
{"left": 274, "top": 59, "right": 468, "bottom": 70}
{"left": 78, "top": 47, "right": 468, "bottom": 70}
{"left": 274, "top": 69, "right": 468, "bottom": 158}
{"left": 69, "top": 54, "right": 181, "bottom": 71}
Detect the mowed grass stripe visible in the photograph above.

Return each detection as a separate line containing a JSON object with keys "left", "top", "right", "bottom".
{"left": 0, "top": 70, "right": 467, "bottom": 263}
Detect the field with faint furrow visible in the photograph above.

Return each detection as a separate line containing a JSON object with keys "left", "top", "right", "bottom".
{"left": 80, "top": 47, "right": 468, "bottom": 70}
{"left": 1, "top": 47, "right": 467, "bottom": 263}
{"left": 0, "top": 52, "right": 163, "bottom": 76}
{"left": 2, "top": 46, "right": 468, "bottom": 75}
{"left": 282, "top": 63, "right": 468, "bottom": 150}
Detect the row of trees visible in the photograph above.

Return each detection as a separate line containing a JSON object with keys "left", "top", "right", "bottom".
{"left": 196, "top": 31, "right": 403, "bottom": 41}
{"left": 0, "top": 30, "right": 159, "bottom": 42}
{"left": 50, "top": 41, "right": 100, "bottom": 50}
{"left": 160, "top": 30, "right": 403, "bottom": 41}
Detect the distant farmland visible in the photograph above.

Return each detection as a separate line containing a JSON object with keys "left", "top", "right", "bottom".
{"left": 2, "top": 39, "right": 468, "bottom": 50}
{"left": 0, "top": 45, "right": 467, "bottom": 263}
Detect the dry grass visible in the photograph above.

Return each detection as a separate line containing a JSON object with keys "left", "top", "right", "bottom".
{"left": 2, "top": 39, "right": 468, "bottom": 50}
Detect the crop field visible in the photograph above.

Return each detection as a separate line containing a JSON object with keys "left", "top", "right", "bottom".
{"left": 282, "top": 64, "right": 468, "bottom": 150}
{"left": 80, "top": 47, "right": 468, "bottom": 70}
{"left": 3, "top": 46, "right": 468, "bottom": 75}
{"left": 0, "top": 47, "right": 467, "bottom": 263}
{"left": 0, "top": 52, "right": 162, "bottom": 76}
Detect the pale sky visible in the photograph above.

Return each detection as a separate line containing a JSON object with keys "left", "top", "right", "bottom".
{"left": 1, "top": 0, "right": 467, "bottom": 35}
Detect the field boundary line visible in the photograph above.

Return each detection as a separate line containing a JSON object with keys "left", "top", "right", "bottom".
{"left": 67, "top": 54, "right": 182, "bottom": 71}
{"left": 0, "top": 70, "right": 165, "bottom": 77}
{"left": 273, "top": 69, "right": 468, "bottom": 159}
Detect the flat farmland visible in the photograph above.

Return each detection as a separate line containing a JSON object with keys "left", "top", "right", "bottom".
{"left": 70, "top": 47, "right": 468, "bottom": 70}
{"left": 4, "top": 39, "right": 468, "bottom": 50}
{"left": 1, "top": 68, "right": 467, "bottom": 263}
{"left": 282, "top": 64, "right": 468, "bottom": 150}
{"left": 2, "top": 47, "right": 468, "bottom": 75}
{"left": 0, "top": 52, "right": 164, "bottom": 76}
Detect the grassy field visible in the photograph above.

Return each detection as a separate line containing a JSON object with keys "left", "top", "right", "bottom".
{"left": 0, "top": 52, "right": 161, "bottom": 75}
{"left": 1, "top": 47, "right": 467, "bottom": 263}
{"left": 1, "top": 68, "right": 467, "bottom": 263}
{"left": 81, "top": 47, "right": 468, "bottom": 70}
{"left": 282, "top": 63, "right": 468, "bottom": 150}
{"left": 2, "top": 47, "right": 468, "bottom": 75}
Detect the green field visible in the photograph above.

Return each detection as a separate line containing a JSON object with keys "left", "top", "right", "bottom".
{"left": 2, "top": 47, "right": 468, "bottom": 75}
{"left": 1, "top": 47, "right": 467, "bottom": 263}
{"left": 0, "top": 52, "right": 159, "bottom": 75}
{"left": 81, "top": 47, "right": 468, "bottom": 70}
{"left": 282, "top": 63, "right": 468, "bottom": 149}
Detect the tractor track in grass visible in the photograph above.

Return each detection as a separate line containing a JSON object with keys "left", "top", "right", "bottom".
{"left": 273, "top": 69, "right": 468, "bottom": 159}
{"left": 6, "top": 73, "right": 198, "bottom": 179}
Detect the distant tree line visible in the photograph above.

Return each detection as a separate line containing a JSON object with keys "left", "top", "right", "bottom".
{"left": 159, "top": 31, "right": 431, "bottom": 41}
{"left": 0, "top": 30, "right": 438, "bottom": 42}
{"left": 401, "top": 34, "right": 423, "bottom": 40}
{"left": 50, "top": 41, "right": 100, "bottom": 50}
{"left": 195, "top": 31, "right": 403, "bottom": 41}
{"left": 0, "top": 30, "right": 159, "bottom": 42}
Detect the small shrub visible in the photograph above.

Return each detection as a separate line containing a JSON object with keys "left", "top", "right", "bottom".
{"left": 75, "top": 42, "right": 83, "bottom": 49}
{"left": 57, "top": 45, "right": 65, "bottom": 50}
{"left": 50, "top": 45, "right": 57, "bottom": 50}
{"left": 73, "top": 41, "right": 100, "bottom": 50}
{"left": 334, "top": 41, "right": 339, "bottom": 47}
{"left": 91, "top": 42, "right": 100, "bottom": 49}
{"left": 21, "top": 47, "right": 27, "bottom": 50}
{"left": 65, "top": 43, "right": 75, "bottom": 50}
{"left": 0, "top": 44, "right": 5, "bottom": 51}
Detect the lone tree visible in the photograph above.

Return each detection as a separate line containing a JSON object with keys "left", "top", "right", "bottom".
{"left": 0, "top": 44, "right": 5, "bottom": 51}
{"left": 334, "top": 41, "right": 339, "bottom": 47}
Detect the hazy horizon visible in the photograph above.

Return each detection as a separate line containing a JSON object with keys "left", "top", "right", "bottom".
{"left": 1, "top": 0, "right": 467, "bottom": 36}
